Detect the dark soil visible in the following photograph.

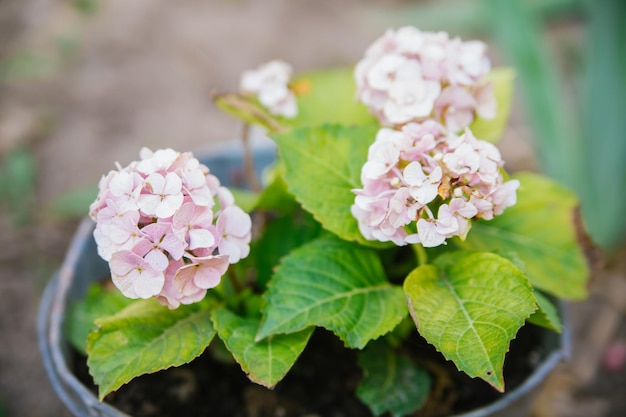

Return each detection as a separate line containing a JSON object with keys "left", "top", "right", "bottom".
{"left": 72, "top": 324, "right": 549, "bottom": 417}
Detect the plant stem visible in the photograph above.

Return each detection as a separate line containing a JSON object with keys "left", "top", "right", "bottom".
{"left": 241, "top": 123, "right": 261, "bottom": 193}
{"left": 226, "top": 267, "right": 243, "bottom": 295}
{"left": 413, "top": 244, "right": 428, "bottom": 266}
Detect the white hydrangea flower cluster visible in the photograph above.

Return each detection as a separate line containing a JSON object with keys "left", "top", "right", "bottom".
{"left": 89, "top": 148, "right": 252, "bottom": 309}
{"left": 352, "top": 122, "right": 519, "bottom": 247}
{"left": 240, "top": 60, "right": 298, "bottom": 118}
{"left": 354, "top": 26, "right": 496, "bottom": 130}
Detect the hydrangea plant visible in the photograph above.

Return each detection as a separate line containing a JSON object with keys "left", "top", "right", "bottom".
{"left": 73, "top": 26, "right": 589, "bottom": 416}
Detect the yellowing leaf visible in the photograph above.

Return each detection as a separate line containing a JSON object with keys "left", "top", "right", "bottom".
{"left": 459, "top": 172, "right": 589, "bottom": 300}
{"left": 212, "top": 308, "right": 313, "bottom": 388}
{"left": 403, "top": 251, "right": 536, "bottom": 391}
{"left": 87, "top": 299, "right": 215, "bottom": 400}
{"left": 527, "top": 291, "right": 563, "bottom": 333}
{"left": 469, "top": 67, "right": 516, "bottom": 143}
{"left": 287, "top": 67, "right": 377, "bottom": 127}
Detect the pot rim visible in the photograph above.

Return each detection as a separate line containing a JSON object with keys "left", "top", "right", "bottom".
{"left": 39, "top": 218, "right": 133, "bottom": 417}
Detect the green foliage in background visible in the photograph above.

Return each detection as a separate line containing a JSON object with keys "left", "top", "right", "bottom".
{"left": 74, "top": 0, "right": 99, "bottom": 16}
{"left": 0, "top": 146, "right": 37, "bottom": 226}
{"left": 486, "top": 0, "right": 626, "bottom": 250}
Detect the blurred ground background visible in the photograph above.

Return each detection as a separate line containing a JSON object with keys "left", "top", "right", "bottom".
{"left": 0, "top": 1, "right": 624, "bottom": 416}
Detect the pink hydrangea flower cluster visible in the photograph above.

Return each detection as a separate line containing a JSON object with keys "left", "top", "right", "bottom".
{"left": 89, "top": 148, "right": 252, "bottom": 309}
{"left": 240, "top": 60, "right": 298, "bottom": 118}
{"left": 354, "top": 26, "right": 496, "bottom": 130}
{"left": 352, "top": 122, "right": 519, "bottom": 247}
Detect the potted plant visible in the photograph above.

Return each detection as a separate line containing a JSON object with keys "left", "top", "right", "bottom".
{"left": 39, "top": 26, "right": 588, "bottom": 417}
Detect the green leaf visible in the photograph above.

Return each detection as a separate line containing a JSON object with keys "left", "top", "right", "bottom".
{"left": 253, "top": 210, "right": 322, "bottom": 288}
{"left": 469, "top": 67, "right": 515, "bottom": 143}
{"left": 212, "top": 307, "right": 313, "bottom": 388}
{"left": 403, "top": 251, "right": 536, "bottom": 391}
{"left": 287, "top": 67, "right": 377, "bottom": 128}
{"left": 382, "top": 315, "right": 416, "bottom": 348}
{"left": 495, "top": 252, "right": 563, "bottom": 333}
{"left": 87, "top": 299, "right": 215, "bottom": 400}
{"left": 255, "top": 166, "right": 299, "bottom": 213}
{"left": 493, "top": 251, "right": 562, "bottom": 332}
{"left": 527, "top": 291, "right": 563, "bottom": 333}
{"left": 459, "top": 172, "right": 589, "bottom": 300}
{"left": 66, "top": 283, "right": 133, "bottom": 354}
{"left": 273, "top": 124, "right": 380, "bottom": 244}
{"left": 357, "top": 341, "right": 431, "bottom": 417}
{"left": 258, "top": 236, "right": 407, "bottom": 349}
{"left": 229, "top": 187, "right": 260, "bottom": 213}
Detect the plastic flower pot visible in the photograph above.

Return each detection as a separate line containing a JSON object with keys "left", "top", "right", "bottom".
{"left": 38, "top": 147, "right": 570, "bottom": 417}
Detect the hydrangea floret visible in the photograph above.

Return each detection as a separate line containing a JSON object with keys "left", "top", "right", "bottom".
{"left": 239, "top": 60, "right": 298, "bottom": 118}
{"left": 75, "top": 25, "right": 589, "bottom": 417}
